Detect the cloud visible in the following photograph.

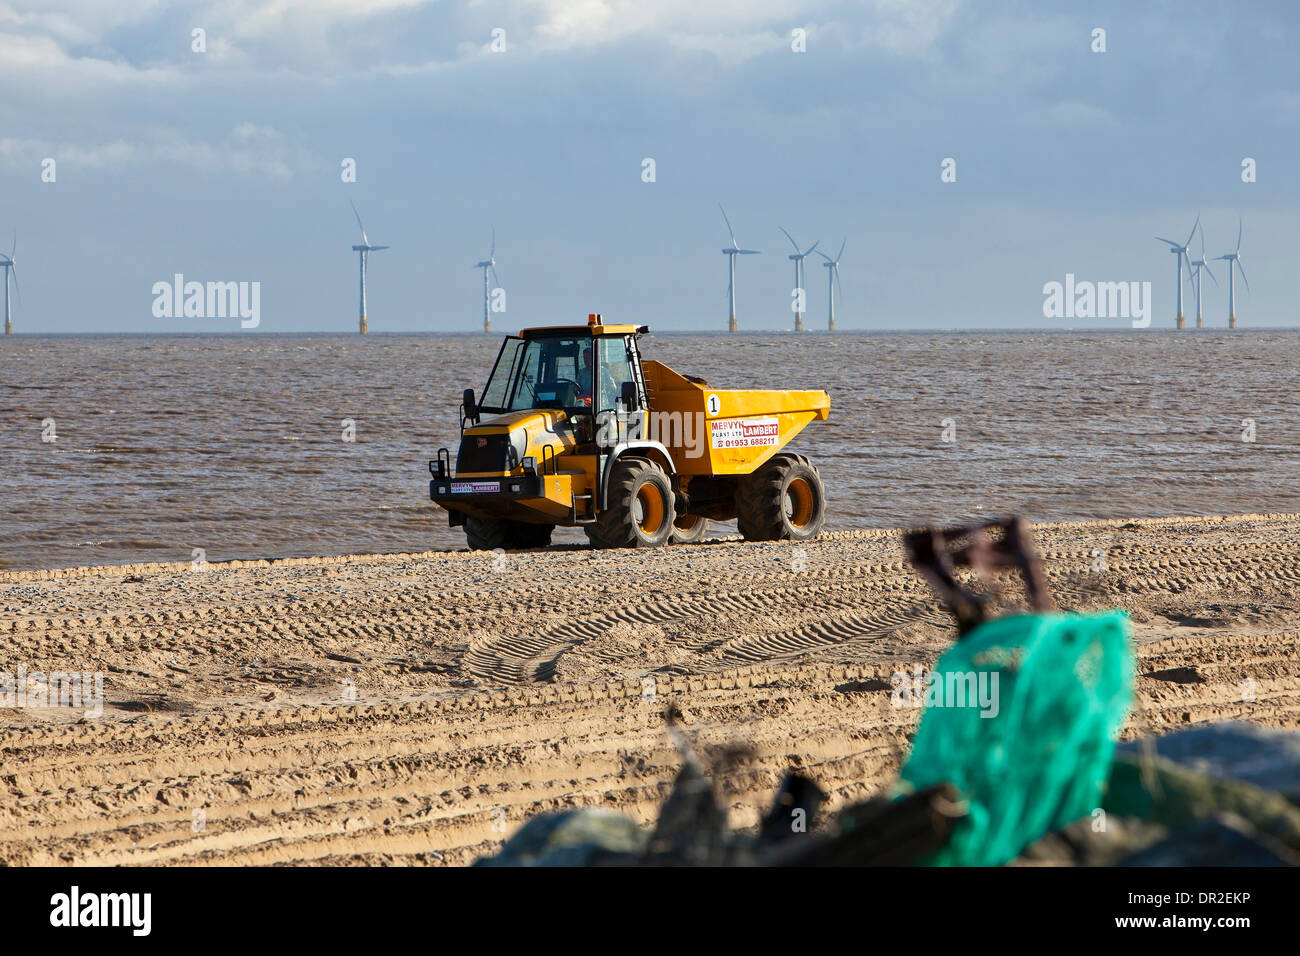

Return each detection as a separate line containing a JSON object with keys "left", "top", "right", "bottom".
{"left": 0, "top": 124, "right": 299, "bottom": 179}
{"left": 2, "top": 0, "right": 967, "bottom": 80}
{"left": 0, "top": 29, "right": 185, "bottom": 90}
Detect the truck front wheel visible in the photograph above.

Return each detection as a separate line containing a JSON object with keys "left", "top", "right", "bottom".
{"left": 586, "top": 459, "right": 675, "bottom": 549}
{"left": 735, "top": 453, "right": 826, "bottom": 542}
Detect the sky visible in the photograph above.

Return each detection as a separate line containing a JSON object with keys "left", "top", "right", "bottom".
{"left": 1, "top": 0, "right": 1297, "bottom": 333}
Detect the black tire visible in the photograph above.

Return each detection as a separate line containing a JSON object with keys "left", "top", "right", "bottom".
{"left": 585, "top": 458, "right": 675, "bottom": 549}
{"left": 735, "top": 453, "right": 826, "bottom": 542}
{"left": 509, "top": 521, "right": 555, "bottom": 549}
{"left": 670, "top": 513, "right": 710, "bottom": 544}
{"left": 465, "top": 516, "right": 554, "bottom": 551}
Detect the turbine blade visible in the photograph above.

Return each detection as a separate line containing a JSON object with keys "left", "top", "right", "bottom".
{"left": 815, "top": 249, "right": 832, "bottom": 262}
{"left": 1155, "top": 237, "right": 1180, "bottom": 247}
{"left": 738, "top": 249, "right": 760, "bottom": 255}
{"left": 1236, "top": 258, "right": 1250, "bottom": 293}
{"left": 836, "top": 238, "right": 846, "bottom": 262}
{"left": 1184, "top": 214, "right": 1200, "bottom": 249}
{"left": 9, "top": 264, "right": 19, "bottom": 300}
{"left": 9, "top": 233, "right": 14, "bottom": 260}
{"left": 1236, "top": 217, "right": 1243, "bottom": 255}
{"left": 779, "top": 226, "right": 799, "bottom": 253}
{"left": 1203, "top": 260, "right": 1218, "bottom": 286}
{"left": 491, "top": 265, "right": 501, "bottom": 288}
{"left": 350, "top": 201, "right": 369, "bottom": 246}
{"left": 803, "top": 240, "right": 819, "bottom": 257}
{"left": 719, "top": 204, "right": 739, "bottom": 247}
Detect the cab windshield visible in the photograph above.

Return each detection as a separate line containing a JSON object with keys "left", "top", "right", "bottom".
{"left": 479, "top": 334, "right": 632, "bottom": 415}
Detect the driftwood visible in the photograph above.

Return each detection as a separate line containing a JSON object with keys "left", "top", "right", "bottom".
{"left": 763, "top": 782, "right": 966, "bottom": 867}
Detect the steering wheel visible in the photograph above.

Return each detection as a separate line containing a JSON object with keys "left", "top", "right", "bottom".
{"left": 537, "top": 378, "right": 584, "bottom": 408}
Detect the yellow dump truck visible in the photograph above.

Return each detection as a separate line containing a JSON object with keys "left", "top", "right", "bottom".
{"left": 430, "top": 314, "right": 830, "bottom": 549}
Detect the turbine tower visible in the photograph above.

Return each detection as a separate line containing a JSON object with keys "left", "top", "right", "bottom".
{"left": 0, "top": 235, "right": 15, "bottom": 335}
{"left": 816, "top": 239, "right": 846, "bottom": 331}
{"left": 474, "top": 229, "right": 499, "bottom": 334}
{"left": 1155, "top": 214, "right": 1199, "bottom": 329}
{"left": 350, "top": 202, "right": 389, "bottom": 335}
{"left": 1188, "top": 225, "right": 1217, "bottom": 329}
{"left": 779, "top": 227, "right": 818, "bottom": 332}
{"left": 720, "top": 205, "right": 759, "bottom": 332}
{"left": 1211, "top": 217, "right": 1242, "bottom": 329}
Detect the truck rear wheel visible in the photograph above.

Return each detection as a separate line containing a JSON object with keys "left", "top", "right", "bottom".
{"left": 586, "top": 458, "right": 675, "bottom": 549}
{"left": 464, "top": 516, "right": 554, "bottom": 551}
{"left": 670, "top": 514, "right": 710, "bottom": 544}
{"left": 735, "top": 453, "right": 826, "bottom": 542}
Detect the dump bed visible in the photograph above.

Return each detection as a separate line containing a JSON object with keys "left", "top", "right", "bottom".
{"left": 641, "top": 360, "right": 830, "bottom": 476}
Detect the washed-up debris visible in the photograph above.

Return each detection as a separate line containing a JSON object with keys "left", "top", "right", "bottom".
{"left": 896, "top": 608, "right": 1133, "bottom": 866}
{"left": 1017, "top": 814, "right": 1169, "bottom": 866}
{"left": 1105, "top": 751, "right": 1300, "bottom": 853}
{"left": 1117, "top": 813, "right": 1300, "bottom": 867}
{"left": 477, "top": 722, "right": 965, "bottom": 867}
{"left": 475, "top": 809, "right": 646, "bottom": 867}
{"left": 903, "top": 516, "right": 1054, "bottom": 636}
{"left": 1116, "top": 722, "right": 1300, "bottom": 804}
{"left": 475, "top": 516, "right": 1300, "bottom": 867}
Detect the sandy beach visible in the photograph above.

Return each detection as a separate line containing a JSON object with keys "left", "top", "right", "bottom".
{"left": 2, "top": 512, "right": 1298, "bottom": 866}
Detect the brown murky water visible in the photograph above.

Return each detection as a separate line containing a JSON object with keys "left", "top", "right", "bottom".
{"left": 2, "top": 330, "right": 1298, "bottom": 569}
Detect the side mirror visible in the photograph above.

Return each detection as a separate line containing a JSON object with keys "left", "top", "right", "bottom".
{"left": 620, "top": 381, "right": 639, "bottom": 411}
{"left": 462, "top": 387, "right": 479, "bottom": 423}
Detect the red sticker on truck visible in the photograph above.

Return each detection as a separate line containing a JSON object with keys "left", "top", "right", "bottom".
{"left": 710, "top": 417, "right": 780, "bottom": 450}
{"left": 451, "top": 481, "right": 501, "bottom": 494}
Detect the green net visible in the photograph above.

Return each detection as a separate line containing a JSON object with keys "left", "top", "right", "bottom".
{"left": 897, "top": 610, "right": 1134, "bottom": 866}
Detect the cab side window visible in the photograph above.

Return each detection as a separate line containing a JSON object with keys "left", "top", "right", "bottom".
{"left": 598, "top": 337, "right": 632, "bottom": 411}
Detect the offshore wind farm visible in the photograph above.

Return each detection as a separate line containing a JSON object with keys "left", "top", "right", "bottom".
{"left": 0, "top": 201, "right": 1264, "bottom": 337}
{"left": 349, "top": 202, "right": 389, "bottom": 336}
{"left": 1, "top": 235, "right": 17, "bottom": 336}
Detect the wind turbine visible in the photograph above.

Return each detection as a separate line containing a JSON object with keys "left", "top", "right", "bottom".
{"left": 474, "top": 229, "right": 500, "bottom": 334}
{"left": 0, "top": 235, "right": 16, "bottom": 335}
{"left": 720, "top": 205, "right": 759, "bottom": 332}
{"left": 1188, "top": 226, "right": 1217, "bottom": 329}
{"left": 1155, "top": 214, "right": 1199, "bottom": 329}
{"left": 350, "top": 202, "right": 389, "bottom": 335}
{"left": 1211, "top": 218, "right": 1242, "bottom": 330}
{"left": 779, "top": 227, "right": 819, "bottom": 332}
{"left": 816, "top": 239, "right": 846, "bottom": 331}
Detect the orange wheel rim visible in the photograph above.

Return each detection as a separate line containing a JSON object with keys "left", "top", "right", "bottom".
{"left": 785, "top": 478, "right": 815, "bottom": 528}
{"left": 635, "top": 484, "right": 666, "bottom": 534}
{"left": 674, "top": 514, "right": 702, "bottom": 531}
